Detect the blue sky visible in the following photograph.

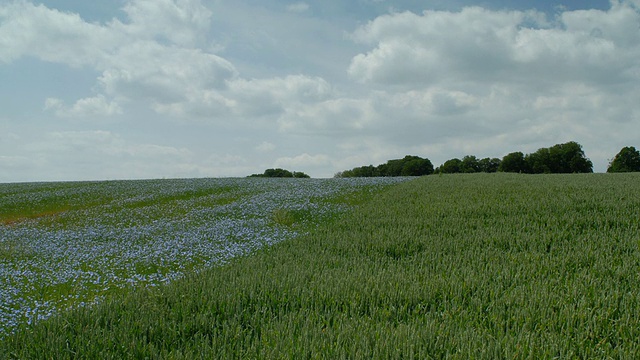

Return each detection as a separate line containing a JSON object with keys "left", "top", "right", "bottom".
{"left": 1, "top": 0, "right": 638, "bottom": 181}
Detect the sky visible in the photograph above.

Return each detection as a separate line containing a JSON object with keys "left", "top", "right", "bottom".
{"left": 1, "top": 0, "right": 638, "bottom": 182}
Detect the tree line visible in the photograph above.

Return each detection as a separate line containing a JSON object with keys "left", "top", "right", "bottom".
{"left": 498, "top": 141, "right": 592, "bottom": 174}
{"left": 248, "top": 168, "right": 310, "bottom": 178}
{"left": 334, "top": 155, "right": 434, "bottom": 178}
{"left": 334, "top": 142, "right": 640, "bottom": 177}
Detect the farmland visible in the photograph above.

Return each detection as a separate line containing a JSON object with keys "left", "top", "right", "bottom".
{"left": 0, "top": 177, "right": 406, "bottom": 337}
{"left": 2, "top": 173, "right": 640, "bottom": 358}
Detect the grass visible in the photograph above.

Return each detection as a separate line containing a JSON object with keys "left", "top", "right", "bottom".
{"left": 2, "top": 173, "right": 640, "bottom": 358}
{"left": 271, "top": 208, "right": 297, "bottom": 227}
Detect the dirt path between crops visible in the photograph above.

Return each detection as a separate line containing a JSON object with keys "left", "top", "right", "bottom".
{"left": 1, "top": 209, "right": 69, "bottom": 227}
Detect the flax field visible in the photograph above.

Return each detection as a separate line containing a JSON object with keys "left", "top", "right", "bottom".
{"left": 0, "top": 177, "right": 405, "bottom": 338}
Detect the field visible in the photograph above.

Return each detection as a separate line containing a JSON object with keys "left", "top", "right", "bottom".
{"left": 0, "top": 177, "right": 406, "bottom": 337}
{"left": 1, "top": 173, "right": 640, "bottom": 358}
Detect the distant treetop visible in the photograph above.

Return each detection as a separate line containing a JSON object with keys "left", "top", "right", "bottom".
{"left": 499, "top": 141, "right": 593, "bottom": 174}
{"left": 435, "top": 156, "right": 502, "bottom": 174}
{"left": 608, "top": 146, "right": 640, "bottom": 173}
{"left": 248, "top": 168, "right": 310, "bottom": 178}
{"left": 334, "top": 141, "right": 599, "bottom": 177}
{"left": 335, "top": 155, "right": 434, "bottom": 178}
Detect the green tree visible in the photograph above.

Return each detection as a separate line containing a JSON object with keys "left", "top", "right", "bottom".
{"left": 336, "top": 155, "right": 433, "bottom": 177}
{"left": 249, "top": 168, "right": 310, "bottom": 178}
{"left": 293, "top": 171, "right": 311, "bottom": 178}
{"left": 499, "top": 152, "right": 527, "bottom": 173}
{"left": 379, "top": 156, "right": 434, "bottom": 177}
{"left": 400, "top": 157, "right": 434, "bottom": 176}
{"left": 264, "top": 168, "right": 293, "bottom": 177}
{"left": 551, "top": 141, "right": 593, "bottom": 173}
{"left": 351, "top": 165, "right": 379, "bottom": 177}
{"left": 378, "top": 159, "right": 404, "bottom": 177}
{"left": 525, "top": 148, "right": 552, "bottom": 174}
{"left": 479, "top": 157, "right": 501, "bottom": 173}
{"left": 525, "top": 142, "right": 593, "bottom": 174}
{"left": 439, "top": 158, "right": 462, "bottom": 174}
{"left": 460, "top": 155, "right": 481, "bottom": 173}
{"left": 608, "top": 146, "right": 640, "bottom": 172}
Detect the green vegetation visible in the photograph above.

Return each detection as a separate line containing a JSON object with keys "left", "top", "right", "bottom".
{"left": 523, "top": 141, "right": 593, "bottom": 174}
{"left": 436, "top": 155, "right": 502, "bottom": 174}
{"left": 335, "top": 155, "right": 434, "bottom": 177}
{"left": 441, "top": 141, "right": 593, "bottom": 174}
{"left": 340, "top": 140, "right": 627, "bottom": 177}
{"left": 248, "top": 168, "right": 310, "bottom": 178}
{"left": 270, "top": 208, "right": 296, "bottom": 227}
{"left": 3, "top": 173, "right": 640, "bottom": 358}
{"left": 337, "top": 141, "right": 597, "bottom": 177}
{"left": 608, "top": 146, "right": 640, "bottom": 173}
{"left": 0, "top": 178, "right": 404, "bottom": 338}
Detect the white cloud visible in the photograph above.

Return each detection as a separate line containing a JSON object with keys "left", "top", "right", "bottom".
{"left": 0, "top": 1, "right": 119, "bottom": 66}
{"left": 232, "top": 75, "right": 332, "bottom": 104}
{"left": 348, "top": 8, "right": 528, "bottom": 86}
{"left": 119, "top": 143, "right": 193, "bottom": 159}
{"left": 45, "top": 95, "right": 122, "bottom": 118}
{"left": 348, "top": 4, "right": 640, "bottom": 88}
{"left": 117, "top": 0, "right": 213, "bottom": 46}
{"left": 28, "top": 131, "right": 181, "bottom": 162}
{"left": 98, "top": 43, "right": 237, "bottom": 109}
{"left": 228, "top": 75, "right": 332, "bottom": 118}
{"left": 13, "top": 130, "right": 213, "bottom": 180}
{"left": 0, "top": 0, "right": 237, "bottom": 118}
{"left": 0, "top": 155, "right": 32, "bottom": 170}
{"left": 256, "top": 142, "right": 276, "bottom": 152}
{"left": 206, "top": 153, "right": 246, "bottom": 165}
{"left": 43, "top": 130, "right": 125, "bottom": 152}
{"left": 275, "top": 153, "right": 330, "bottom": 168}
{"left": 286, "top": 2, "right": 310, "bottom": 13}
{"left": 0, "top": 1, "right": 338, "bottom": 124}
{"left": 277, "top": 97, "right": 377, "bottom": 136}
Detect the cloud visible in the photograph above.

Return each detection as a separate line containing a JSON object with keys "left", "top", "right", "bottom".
{"left": 42, "top": 130, "right": 126, "bottom": 153}
{"left": 0, "top": 155, "right": 32, "bottom": 170}
{"left": 0, "top": 0, "right": 237, "bottom": 118}
{"left": 277, "top": 97, "right": 377, "bottom": 136}
{"left": 286, "top": 2, "right": 310, "bottom": 13}
{"left": 98, "top": 43, "right": 237, "bottom": 107}
{"left": 16, "top": 130, "right": 214, "bottom": 180}
{"left": 117, "top": 0, "right": 213, "bottom": 46}
{"left": 24, "top": 130, "right": 193, "bottom": 167}
{"left": 275, "top": 153, "right": 331, "bottom": 168}
{"left": 228, "top": 75, "right": 332, "bottom": 119}
{"left": 40, "top": 131, "right": 193, "bottom": 160}
{"left": 0, "top": 1, "right": 337, "bottom": 124}
{"left": 256, "top": 142, "right": 276, "bottom": 152}
{"left": 0, "top": 1, "right": 120, "bottom": 66}
{"left": 45, "top": 95, "right": 122, "bottom": 118}
{"left": 348, "top": 4, "right": 640, "bottom": 88}
{"left": 348, "top": 7, "right": 526, "bottom": 86}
